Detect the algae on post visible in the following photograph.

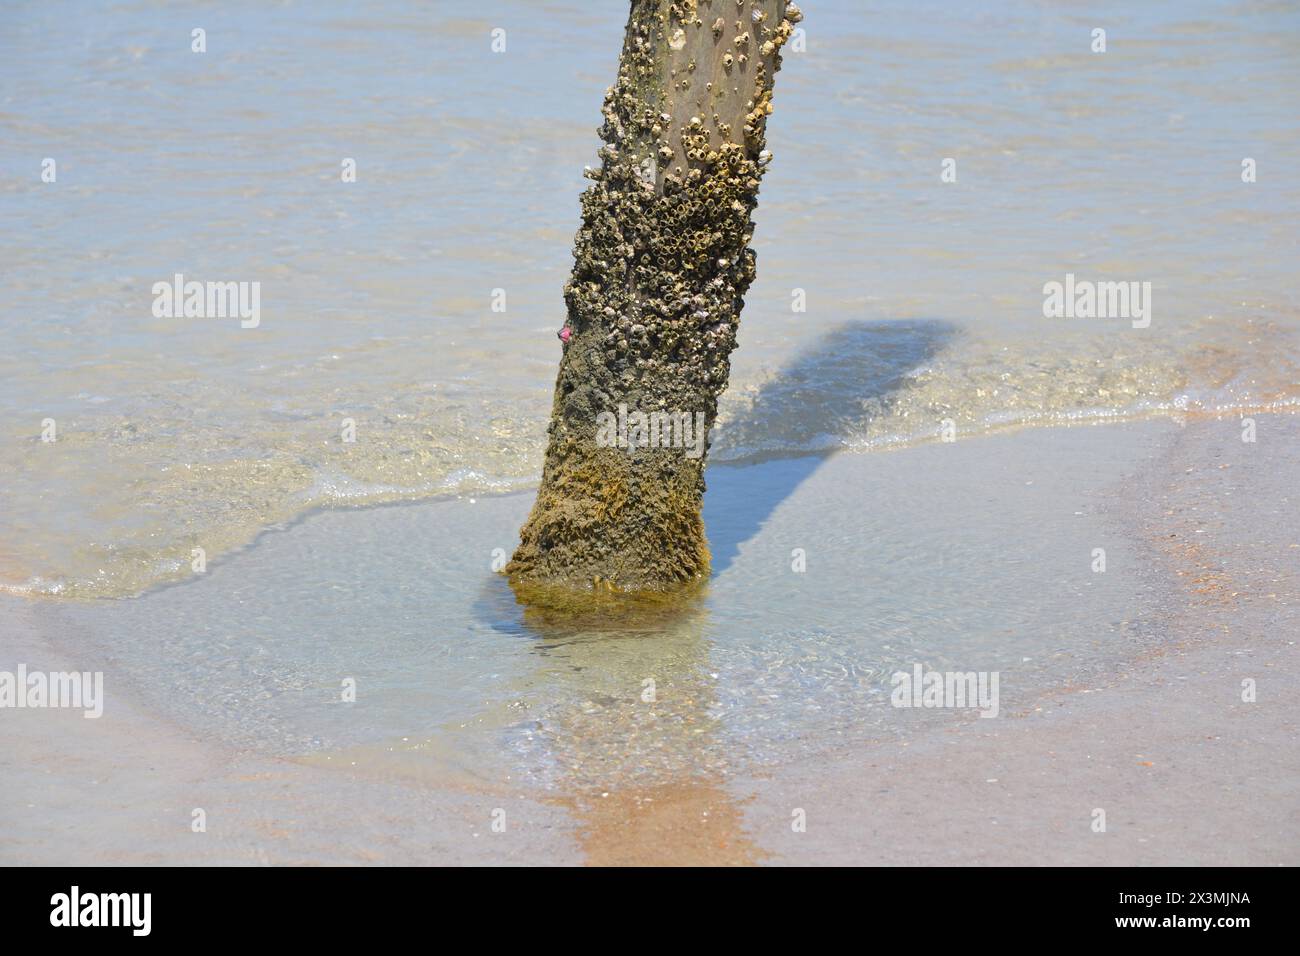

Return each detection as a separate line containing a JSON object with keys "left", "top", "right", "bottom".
{"left": 507, "top": 0, "right": 803, "bottom": 602}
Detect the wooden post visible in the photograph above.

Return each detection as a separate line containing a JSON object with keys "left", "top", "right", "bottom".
{"left": 507, "top": 0, "right": 803, "bottom": 603}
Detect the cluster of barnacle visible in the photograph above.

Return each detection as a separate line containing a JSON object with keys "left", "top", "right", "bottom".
{"left": 596, "top": 18, "right": 670, "bottom": 146}
{"left": 770, "top": 3, "right": 802, "bottom": 50}
{"left": 667, "top": 2, "right": 703, "bottom": 31}
{"left": 679, "top": 115, "right": 713, "bottom": 164}
{"left": 554, "top": 1, "right": 806, "bottom": 416}
{"left": 566, "top": 155, "right": 760, "bottom": 401}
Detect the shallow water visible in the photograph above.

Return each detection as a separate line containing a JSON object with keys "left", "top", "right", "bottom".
{"left": 26, "top": 424, "right": 1175, "bottom": 793}
{"left": 2, "top": 0, "right": 1298, "bottom": 597}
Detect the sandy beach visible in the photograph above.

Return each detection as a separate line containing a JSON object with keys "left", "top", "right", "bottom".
{"left": 3, "top": 412, "right": 1294, "bottom": 866}
{"left": 3, "top": 0, "right": 1299, "bottom": 883}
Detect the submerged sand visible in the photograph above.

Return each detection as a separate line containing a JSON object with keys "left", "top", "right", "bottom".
{"left": 1, "top": 413, "right": 1296, "bottom": 866}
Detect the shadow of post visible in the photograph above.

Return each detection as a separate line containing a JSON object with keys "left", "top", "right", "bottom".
{"left": 705, "top": 319, "right": 956, "bottom": 577}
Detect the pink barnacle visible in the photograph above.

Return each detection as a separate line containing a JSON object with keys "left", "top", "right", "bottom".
{"left": 557, "top": 326, "right": 572, "bottom": 344}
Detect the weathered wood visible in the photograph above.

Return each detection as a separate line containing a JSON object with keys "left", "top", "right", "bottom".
{"left": 507, "top": 0, "right": 803, "bottom": 603}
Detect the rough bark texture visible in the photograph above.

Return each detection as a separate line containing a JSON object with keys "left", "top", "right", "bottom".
{"left": 507, "top": 0, "right": 802, "bottom": 604}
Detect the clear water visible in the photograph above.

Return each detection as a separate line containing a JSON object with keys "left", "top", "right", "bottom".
{"left": 27, "top": 424, "right": 1174, "bottom": 792}
{"left": 2, "top": 0, "right": 1297, "bottom": 598}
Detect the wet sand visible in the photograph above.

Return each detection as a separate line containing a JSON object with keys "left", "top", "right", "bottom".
{"left": 579, "top": 412, "right": 1300, "bottom": 866}
{"left": 2, "top": 413, "right": 1296, "bottom": 866}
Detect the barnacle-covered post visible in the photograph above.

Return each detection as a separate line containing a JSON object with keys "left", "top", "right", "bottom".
{"left": 507, "top": 0, "right": 802, "bottom": 601}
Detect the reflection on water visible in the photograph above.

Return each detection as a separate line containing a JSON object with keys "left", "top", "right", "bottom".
{"left": 489, "top": 579, "right": 766, "bottom": 863}
{"left": 487, "top": 579, "right": 729, "bottom": 791}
